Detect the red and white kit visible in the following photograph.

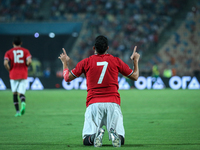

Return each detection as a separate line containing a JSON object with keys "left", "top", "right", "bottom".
{"left": 70, "top": 53, "right": 133, "bottom": 107}
{"left": 4, "top": 47, "right": 31, "bottom": 80}
{"left": 63, "top": 53, "right": 134, "bottom": 139}
{"left": 4, "top": 47, "right": 31, "bottom": 94}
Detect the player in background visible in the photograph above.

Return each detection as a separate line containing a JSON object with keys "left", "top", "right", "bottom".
{"left": 58, "top": 35, "right": 140, "bottom": 147}
{"left": 4, "top": 36, "right": 32, "bottom": 117}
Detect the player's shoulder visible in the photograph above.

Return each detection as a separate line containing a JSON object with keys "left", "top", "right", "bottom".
{"left": 84, "top": 54, "right": 99, "bottom": 64}
{"left": 110, "top": 56, "right": 125, "bottom": 66}
{"left": 77, "top": 57, "right": 89, "bottom": 66}
{"left": 107, "top": 54, "right": 122, "bottom": 62}
{"left": 87, "top": 54, "right": 96, "bottom": 61}
{"left": 5, "top": 48, "right": 14, "bottom": 54}
{"left": 110, "top": 54, "right": 119, "bottom": 59}
{"left": 82, "top": 57, "right": 89, "bottom": 62}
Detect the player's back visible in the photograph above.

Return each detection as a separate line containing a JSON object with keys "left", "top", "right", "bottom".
{"left": 4, "top": 47, "right": 31, "bottom": 80}
{"left": 71, "top": 53, "right": 133, "bottom": 106}
{"left": 84, "top": 53, "right": 132, "bottom": 95}
{"left": 86, "top": 54, "right": 120, "bottom": 91}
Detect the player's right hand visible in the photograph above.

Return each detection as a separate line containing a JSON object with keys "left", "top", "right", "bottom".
{"left": 58, "top": 48, "right": 70, "bottom": 64}
{"left": 130, "top": 46, "right": 140, "bottom": 61}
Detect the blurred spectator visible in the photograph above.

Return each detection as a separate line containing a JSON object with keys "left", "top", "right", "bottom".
{"left": 56, "top": 69, "right": 63, "bottom": 78}
{"left": 43, "top": 67, "right": 51, "bottom": 78}
{"left": 152, "top": 65, "right": 160, "bottom": 79}
{"left": 29, "top": 58, "right": 43, "bottom": 77}
{"left": 148, "top": 1, "right": 200, "bottom": 77}
{"left": 0, "top": 0, "right": 42, "bottom": 22}
{"left": 163, "top": 69, "right": 172, "bottom": 78}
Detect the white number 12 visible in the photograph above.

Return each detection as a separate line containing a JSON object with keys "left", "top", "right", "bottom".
{"left": 97, "top": 61, "right": 108, "bottom": 84}
{"left": 13, "top": 50, "right": 24, "bottom": 63}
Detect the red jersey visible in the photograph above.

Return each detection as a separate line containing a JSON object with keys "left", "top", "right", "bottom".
{"left": 71, "top": 53, "right": 133, "bottom": 107}
{"left": 4, "top": 47, "right": 31, "bottom": 80}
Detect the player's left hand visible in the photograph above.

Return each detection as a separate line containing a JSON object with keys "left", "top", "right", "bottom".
{"left": 130, "top": 46, "right": 140, "bottom": 61}
{"left": 58, "top": 48, "right": 70, "bottom": 64}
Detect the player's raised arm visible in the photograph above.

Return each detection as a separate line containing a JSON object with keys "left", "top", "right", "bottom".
{"left": 128, "top": 46, "right": 140, "bottom": 81}
{"left": 58, "top": 48, "right": 76, "bottom": 82}
{"left": 58, "top": 48, "right": 70, "bottom": 69}
{"left": 130, "top": 46, "right": 137, "bottom": 60}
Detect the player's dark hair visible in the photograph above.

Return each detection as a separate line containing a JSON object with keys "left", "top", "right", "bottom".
{"left": 13, "top": 36, "right": 22, "bottom": 46}
{"left": 95, "top": 35, "right": 108, "bottom": 54}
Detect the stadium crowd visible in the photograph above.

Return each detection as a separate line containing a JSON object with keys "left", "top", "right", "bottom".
{"left": 150, "top": 9, "right": 200, "bottom": 77}
{"left": 65, "top": 0, "right": 183, "bottom": 66}
{"left": 0, "top": 0, "right": 42, "bottom": 22}
{"left": 1, "top": 0, "right": 199, "bottom": 77}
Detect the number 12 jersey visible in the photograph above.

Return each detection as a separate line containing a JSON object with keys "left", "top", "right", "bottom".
{"left": 4, "top": 47, "right": 31, "bottom": 80}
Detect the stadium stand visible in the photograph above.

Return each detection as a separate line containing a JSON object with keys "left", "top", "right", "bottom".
{"left": 155, "top": 13, "right": 200, "bottom": 76}
{"left": 68, "top": 0, "right": 184, "bottom": 67}
{"left": 0, "top": 0, "right": 199, "bottom": 77}
{"left": 0, "top": 0, "right": 42, "bottom": 22}
{"left": 143, "top": 0, "right": 200, "bottom": 77}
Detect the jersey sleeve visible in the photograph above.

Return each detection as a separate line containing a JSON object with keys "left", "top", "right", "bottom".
{"left": 71, "top": 58, "right": 87, "bottom": 77}
{"left": 4, "top": 51, "right": 10, "bottom": 61}
{"left": 117, "top": 58, "right": 133, "bottom": 77}
{"left": 25, "top": 49, "right": 32, "bottom": 60}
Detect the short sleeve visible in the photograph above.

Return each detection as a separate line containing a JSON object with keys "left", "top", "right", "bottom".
{"left": 71, "top": 58, "right": 87, "bottom": 77}
{"left": 117, "top": 58, "right": 133, "bottom": 77}
{"left": 4, "top": 51, "right": 10, "bottom": 61}
{"left": 25, "top": 49, "right": 32, "bottom": 59}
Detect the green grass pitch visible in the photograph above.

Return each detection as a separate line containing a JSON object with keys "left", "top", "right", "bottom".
{"left": 0, "top": 89, "right": 200, "bottom": 150}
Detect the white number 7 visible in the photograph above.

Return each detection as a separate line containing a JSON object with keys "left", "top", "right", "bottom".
{"left": 97, "top": 61, "right": 108, "bottom": 84}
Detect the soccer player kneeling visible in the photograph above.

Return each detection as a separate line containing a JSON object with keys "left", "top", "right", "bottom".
{"left": 59, "top": 35, "right": 140, "bottom": 147}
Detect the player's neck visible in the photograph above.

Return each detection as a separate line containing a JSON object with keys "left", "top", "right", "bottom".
{"left": 13, "top": 45, "right": 21, "bottom": 48}
{"left": 95, "top": 50, "right": 108, "bottom": 55}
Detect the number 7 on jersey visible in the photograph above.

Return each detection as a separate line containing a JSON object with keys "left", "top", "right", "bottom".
{"left": 97, "top": 61, "right": 108, "bottom": 84}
